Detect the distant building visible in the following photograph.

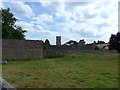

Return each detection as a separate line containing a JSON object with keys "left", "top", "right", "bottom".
{"left": 96, "top": 44, "right": 109, "bottom": 50}
{"left": 78, "top": 39, "right": 85, "bottom": 46}
{"left": 56, "top": 36, "right": 61, "bottom": 46}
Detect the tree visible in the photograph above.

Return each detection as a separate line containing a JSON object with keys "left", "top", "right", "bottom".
{"left": 1, "top": 8, "right": 26, "bottom": 39}
{"left": 64, "top": 40, "right": 78, "bottom": 46}
{"left": 109, "top": 32, "right": 120, "bottom": 53}
{"left": 97, "top": 40, "right": 105, "bottom": 44}
{"left": 93, "top": 41, "right": 96, "bottom": 44}
{"left": 44, "top": 39, "right": 50, "bottom": 45}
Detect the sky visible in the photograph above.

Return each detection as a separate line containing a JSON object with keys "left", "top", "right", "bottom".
{"left": 0, "top": 0, "right": 119, "bottom": 45}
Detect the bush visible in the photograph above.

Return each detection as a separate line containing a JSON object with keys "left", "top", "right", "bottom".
{"left": 109, "top": 32, "right": 120, "bottom": 53}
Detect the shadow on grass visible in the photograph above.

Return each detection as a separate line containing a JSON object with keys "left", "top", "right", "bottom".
{"left": 47, "top": 52, "right": 66, "bottom": 59}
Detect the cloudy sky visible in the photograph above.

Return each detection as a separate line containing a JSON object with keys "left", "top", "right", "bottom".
{"left": 0, "top": 0, "right": 119, "bottom": 44}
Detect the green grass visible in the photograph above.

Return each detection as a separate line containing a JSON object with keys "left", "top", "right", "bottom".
{"left": 47, "top": 52, "right": 65, "bottom": 58}
{"left": 2, "top": 50, "right": 119, "bottom": 88}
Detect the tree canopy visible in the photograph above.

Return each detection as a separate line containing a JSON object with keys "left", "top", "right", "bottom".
{"left": 1, "top": 8, "right": 26, "bottom": 39}
{"left": 44, "top": 39, "right": 50, "bottom": 45}
{"left": 109, "top": 32, "right": 120, "bottom": 53}
{"left": 64, "top": 40, "right": 78, "bottom": 46}
{"left": 93, "top": 40, "right": 105, "bottom": 44}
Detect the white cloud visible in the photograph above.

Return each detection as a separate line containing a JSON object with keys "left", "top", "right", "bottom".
{"left": 47, "top": 0, "right": 118, "bottom": 43}
{"left": 54, "top": 3, "right": 72, "bottom": 21}
{"left": 5, "top": 1, "right": 34, "bottom": 18}
{"left": 15, "top": 21, "right": 35, "bottom": 31}
{"left": 40, "top": 1, "right": 73, "bottom": 22}
{"left": 15, "top": 20, "right": 60, "bottom": 44}
{"left": 0, "top": 0, "right": 4, "bottom": 8}
{"left": 40, "top": 1, "right": 52, "bottom": 7}
{"left": 33, "top": 14, "right": 53, "bottom": 24}
{"left": 5, "top": 0, "right": 119, "bottom": 44}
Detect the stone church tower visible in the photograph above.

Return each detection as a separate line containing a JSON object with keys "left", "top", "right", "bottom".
{"left": 56, "top": 36, "right": 61, "bottom": 46}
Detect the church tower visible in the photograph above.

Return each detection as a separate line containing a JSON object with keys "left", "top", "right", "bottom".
{"left": 56, "top": 36, "right": 61, "bottom": 46}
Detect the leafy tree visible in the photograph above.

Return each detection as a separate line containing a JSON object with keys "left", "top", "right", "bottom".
{"left": 93, "top": 41, "right": 97, "bottom": 44}
{"left": 64, "top": 40, "right": 78, "bottom": 46}
{"left": 97, "top": 40, "right": 105, "bottom": 44}
{"left": 44, "top": 39, "right": 50, "bottom": 45}
{"left": 1, "top": 8, "right": 26, "bottom": 39}
{"left": 109, "top": 32, "right": 120, "bottom": 53}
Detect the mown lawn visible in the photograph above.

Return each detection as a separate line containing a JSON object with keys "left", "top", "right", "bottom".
{"left": 2, "top": 50, "right": 119, "bottom": 88}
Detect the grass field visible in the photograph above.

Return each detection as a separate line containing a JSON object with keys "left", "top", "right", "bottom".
{"left": 2, "top": 50, "right": 119, "bottom": 88}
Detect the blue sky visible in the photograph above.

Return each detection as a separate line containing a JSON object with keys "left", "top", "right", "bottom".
{"left": 0, "top": 0, "right": 119, "bottom": 45}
